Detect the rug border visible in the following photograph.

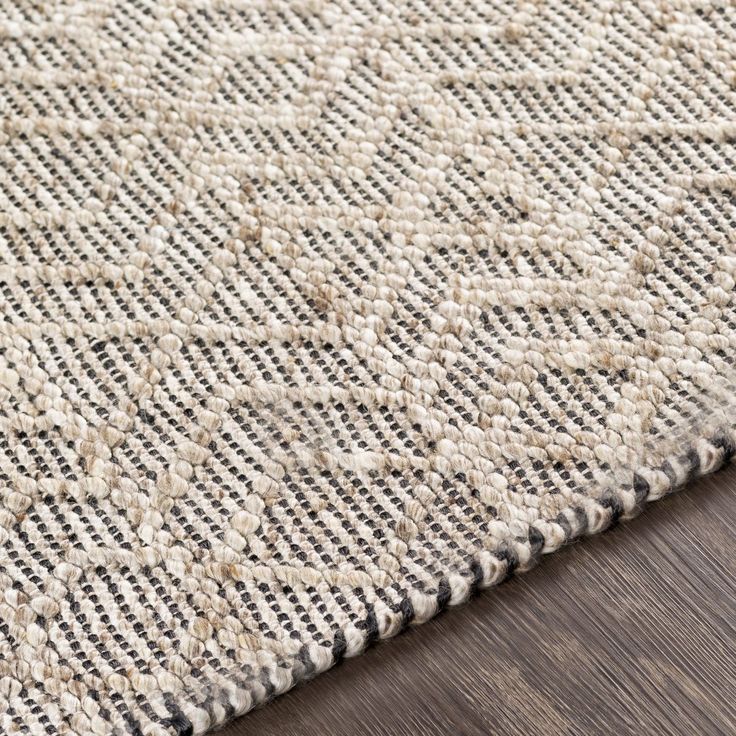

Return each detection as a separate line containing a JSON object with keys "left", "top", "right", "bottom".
{"left": 124, "top": 423, "right": 735, "bottom": 736}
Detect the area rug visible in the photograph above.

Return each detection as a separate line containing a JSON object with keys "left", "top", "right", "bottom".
{"left": 1, "top": 0, "right": 735, "bottom": 733}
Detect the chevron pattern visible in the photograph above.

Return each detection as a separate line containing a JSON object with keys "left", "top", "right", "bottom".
{"left": 1, "top": 1, "right": 736, "bottom": 733}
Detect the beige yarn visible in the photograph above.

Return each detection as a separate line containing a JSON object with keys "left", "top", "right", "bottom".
{"left": 1, "top": 0, "right": 736, "bottom": 733}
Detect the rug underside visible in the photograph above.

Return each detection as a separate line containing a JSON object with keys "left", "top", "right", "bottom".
{"left": 1, "top": 1, "right": 736, "bottom": 734}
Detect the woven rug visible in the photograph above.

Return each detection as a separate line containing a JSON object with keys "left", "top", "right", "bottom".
{"left": 1, "top": 0, "right": 736, "bottom": 733}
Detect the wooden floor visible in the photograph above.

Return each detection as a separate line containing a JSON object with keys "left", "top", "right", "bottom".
{"left": 219, "top": 465, "right": 736, "bottom": 735}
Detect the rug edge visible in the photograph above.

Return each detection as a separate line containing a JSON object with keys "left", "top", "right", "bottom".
{"left": 124, "top": 417, "right": 735, "bottom": 736}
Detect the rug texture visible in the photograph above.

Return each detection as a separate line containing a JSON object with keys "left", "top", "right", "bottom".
{"left": 1, "top": 0, "right": 736, "bottom": 733}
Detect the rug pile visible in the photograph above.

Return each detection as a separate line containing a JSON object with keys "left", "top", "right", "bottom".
{"left": 1, "top": 0, "right": 735, "bottom": 733}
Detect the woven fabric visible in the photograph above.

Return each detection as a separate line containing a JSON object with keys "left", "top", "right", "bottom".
{"left": 1, "top": 0, "right": 735, "bottom": 733}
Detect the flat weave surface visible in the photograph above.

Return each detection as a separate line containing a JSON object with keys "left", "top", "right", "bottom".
{"left": 221, "top": 464, "right": 736, "bottom": 736}
{"left": 1, "top": 1, "right": 736, "bottom": 734}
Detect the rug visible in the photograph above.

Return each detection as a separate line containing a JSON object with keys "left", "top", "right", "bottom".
{"left": 1, "top": 0, "right": 735, "bottom": 733}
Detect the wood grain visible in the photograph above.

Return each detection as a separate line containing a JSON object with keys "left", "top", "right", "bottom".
{"left": 218, "top": 465, "right": 736, "bottom": 735}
